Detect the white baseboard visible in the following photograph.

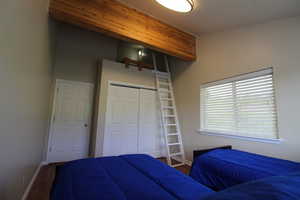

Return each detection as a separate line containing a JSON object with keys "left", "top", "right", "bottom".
{"left": 21, "top": 162, "right": 46, "bottom": 200}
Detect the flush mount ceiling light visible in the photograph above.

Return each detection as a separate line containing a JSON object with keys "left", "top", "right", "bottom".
{"left": 155, "top": 0, "right": 194, "bottom": 13}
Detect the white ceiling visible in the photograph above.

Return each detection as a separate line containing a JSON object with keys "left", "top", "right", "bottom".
{"left": 117, "top": 0, "right": 300, "bottom": 35}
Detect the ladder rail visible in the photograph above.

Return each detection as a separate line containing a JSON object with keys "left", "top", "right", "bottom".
{"left": 164, "top": 55, "right": 186, "bottom": 165}
{"left": 153, "top": 53, "right": 172, "bottom": 165}
{"left": 152, "top": 53, "right": 185, "bottom": 167}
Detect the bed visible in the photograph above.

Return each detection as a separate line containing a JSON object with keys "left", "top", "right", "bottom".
{"left": 51, "top": 154, "right": 214, "bottom": 200}
{"left": 202, "top": 172, "right": 300, "bottom": 200}
{"left": 190, "top": 148, "right": 300, "bottom": 191}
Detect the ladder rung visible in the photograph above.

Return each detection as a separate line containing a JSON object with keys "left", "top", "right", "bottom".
{"left": 158, "top": 83, "right": 169, "bottom": 87}
{"left": 158, "top": 82, "right": 169, "bottom": 85}
{"left": 159, "top": 82, "right": 170, "bottom": 86}
{"left": 171, "top": 163, "right": 185, "bottom": 168}
{"left": 164, "top": 115, "right": 175, "bottom": 117}
{"left": 166, "top": 124, "right": 177, "bottom": 126}
{"left": 168, "top": 143, "right": 180, "bottom": 146}
{"left": 157, "top": 75, "right": 169, "bottom": 79}
{"left": 158, "top": 78, "right": 169, "bottom": 82}
{"left": 170, "top": 152, "right": 183, "bottom": 156}
{"left": 163, "top": 106, "right": 174, "bottom": 109}
{"left": 158, "top": 77, "right": 169, "bottom": 81}
{"left": 168, "top": 133, "right": 179, "bottom": 136}
{"left": 157, "top": 72, "right": 170, "bottom": 76}
{"left": 160, "top": 98, "right": 172, "bottom": 101}
{"left": 159, "top": 90, "right": 171, "bottom": 93}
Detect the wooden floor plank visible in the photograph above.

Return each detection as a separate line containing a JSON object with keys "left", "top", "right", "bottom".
{"left": 26, "top": 165, "right": 56, "bottom": 200}
{"left": 157, "top": 157, "right": 191, "bottom": 175}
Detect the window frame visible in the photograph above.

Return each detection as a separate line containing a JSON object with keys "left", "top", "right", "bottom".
{"left": 199, "top": 68, "right": 281, "bottom": 143}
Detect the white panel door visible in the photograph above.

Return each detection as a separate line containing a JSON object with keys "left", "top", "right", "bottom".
{"left": 138, "top": 89, "right": 164, "bottom": 157}
{"left": 48, "top": 80, "right": 94, "bottom": 163}
{"left": 103, "top": 85, "right": 139, "bottom": 156}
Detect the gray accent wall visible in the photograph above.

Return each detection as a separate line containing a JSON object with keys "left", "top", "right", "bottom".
{"left": 52, "top": 23, "right": 118, "bottom": 84}
{"left": 171, "top": 16, "right": 300, "bottom": 162}
{"left": 50, "top": 23, "right": 119, "bottom": 158}
{"left": 0, "top": 0, "right": 53, "bottom": 199}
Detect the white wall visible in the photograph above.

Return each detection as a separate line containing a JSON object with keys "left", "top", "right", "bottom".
{"left": 94, "top": 59, "right": 156, "bottom": 156}
{"left": 0, "top": 0, "right": 53, "bottom": 199}
{"left": 53, "top": 23, "right": 118, "bottom": 84}
{"left": 172, "top": 16, "right": 300, "bottom": 162}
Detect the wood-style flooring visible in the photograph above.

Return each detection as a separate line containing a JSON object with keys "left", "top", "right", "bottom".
{"left": 26, "top": 158, "right": 191, "bottom": 200}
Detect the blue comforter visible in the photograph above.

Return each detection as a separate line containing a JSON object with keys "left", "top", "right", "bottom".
{"left": 203, "top": 172, "right": 300, "bottom": 200}
{"left": 190, "top": 149, "right": 300, "bottom": 191}
{"left": 51, "top": 154, "right": 214, "bottom": 200}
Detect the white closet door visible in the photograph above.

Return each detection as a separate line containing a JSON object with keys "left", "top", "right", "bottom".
{"left": 138, "top": 89, "right": 163, "bottom": 157}
{"left": 103, "top": 85, "right": 139, "bottom": 156}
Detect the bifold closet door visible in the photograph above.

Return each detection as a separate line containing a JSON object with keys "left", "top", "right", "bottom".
{"left": 103, "top": 85, "right": 139, "bottom": 156}
{"left": 139, "top": 89, "right": 163, "bottom": 157}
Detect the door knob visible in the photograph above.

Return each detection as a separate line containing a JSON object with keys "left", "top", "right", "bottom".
{"left": 84, "top": 124, "right": 88, "bottom": 128}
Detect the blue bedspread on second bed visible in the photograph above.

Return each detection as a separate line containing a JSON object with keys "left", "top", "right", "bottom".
{"left": 51, "top": 154, "right": 214, "bottom": 200}
{"left": 203, "top": 172, "right": 300, "bottom": 200}
{"left": 190, "top": 149, "right": 300, "bottom": 191}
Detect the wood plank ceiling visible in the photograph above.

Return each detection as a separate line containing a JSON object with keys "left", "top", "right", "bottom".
{"left": 49, "top": 0, "right": 196, "bottom": 61}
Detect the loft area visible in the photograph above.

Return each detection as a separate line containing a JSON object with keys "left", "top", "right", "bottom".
{"left": 117, "top": 41, "right": 169, "bottom": 72}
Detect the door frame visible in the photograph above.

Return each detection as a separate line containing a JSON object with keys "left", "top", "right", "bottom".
{"left": 102, "top": 80, "right": 157, "bottom": 156}
{"left": 46, "top": 79, "right": 94, "bottom": 162}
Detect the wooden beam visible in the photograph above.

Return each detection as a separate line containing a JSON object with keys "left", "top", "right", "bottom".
{"left": 49, "top": 0, "right": 196, "bottom": 61}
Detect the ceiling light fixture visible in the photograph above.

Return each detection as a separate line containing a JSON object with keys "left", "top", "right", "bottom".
{"left": 155, "top": 0, "right": 194, "bottom": 13}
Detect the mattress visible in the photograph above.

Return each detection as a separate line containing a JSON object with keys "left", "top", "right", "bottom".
{"left": 190, "top": 149, "right": 300, "bottom": 191}
{"left": 51, "top": 154, "right": 214, "bottom": 200}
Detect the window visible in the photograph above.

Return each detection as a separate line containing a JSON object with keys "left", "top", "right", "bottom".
{"left": 200, "top": 68, "right": 279, "bottom": 140}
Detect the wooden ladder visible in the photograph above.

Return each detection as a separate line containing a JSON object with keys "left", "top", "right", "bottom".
{"left": 152, "top": 54, "right": 186, "bottom": 167}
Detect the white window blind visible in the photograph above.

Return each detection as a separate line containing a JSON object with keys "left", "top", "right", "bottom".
{"left": 200, "top": 68, "right": 279, "bottom": 140}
